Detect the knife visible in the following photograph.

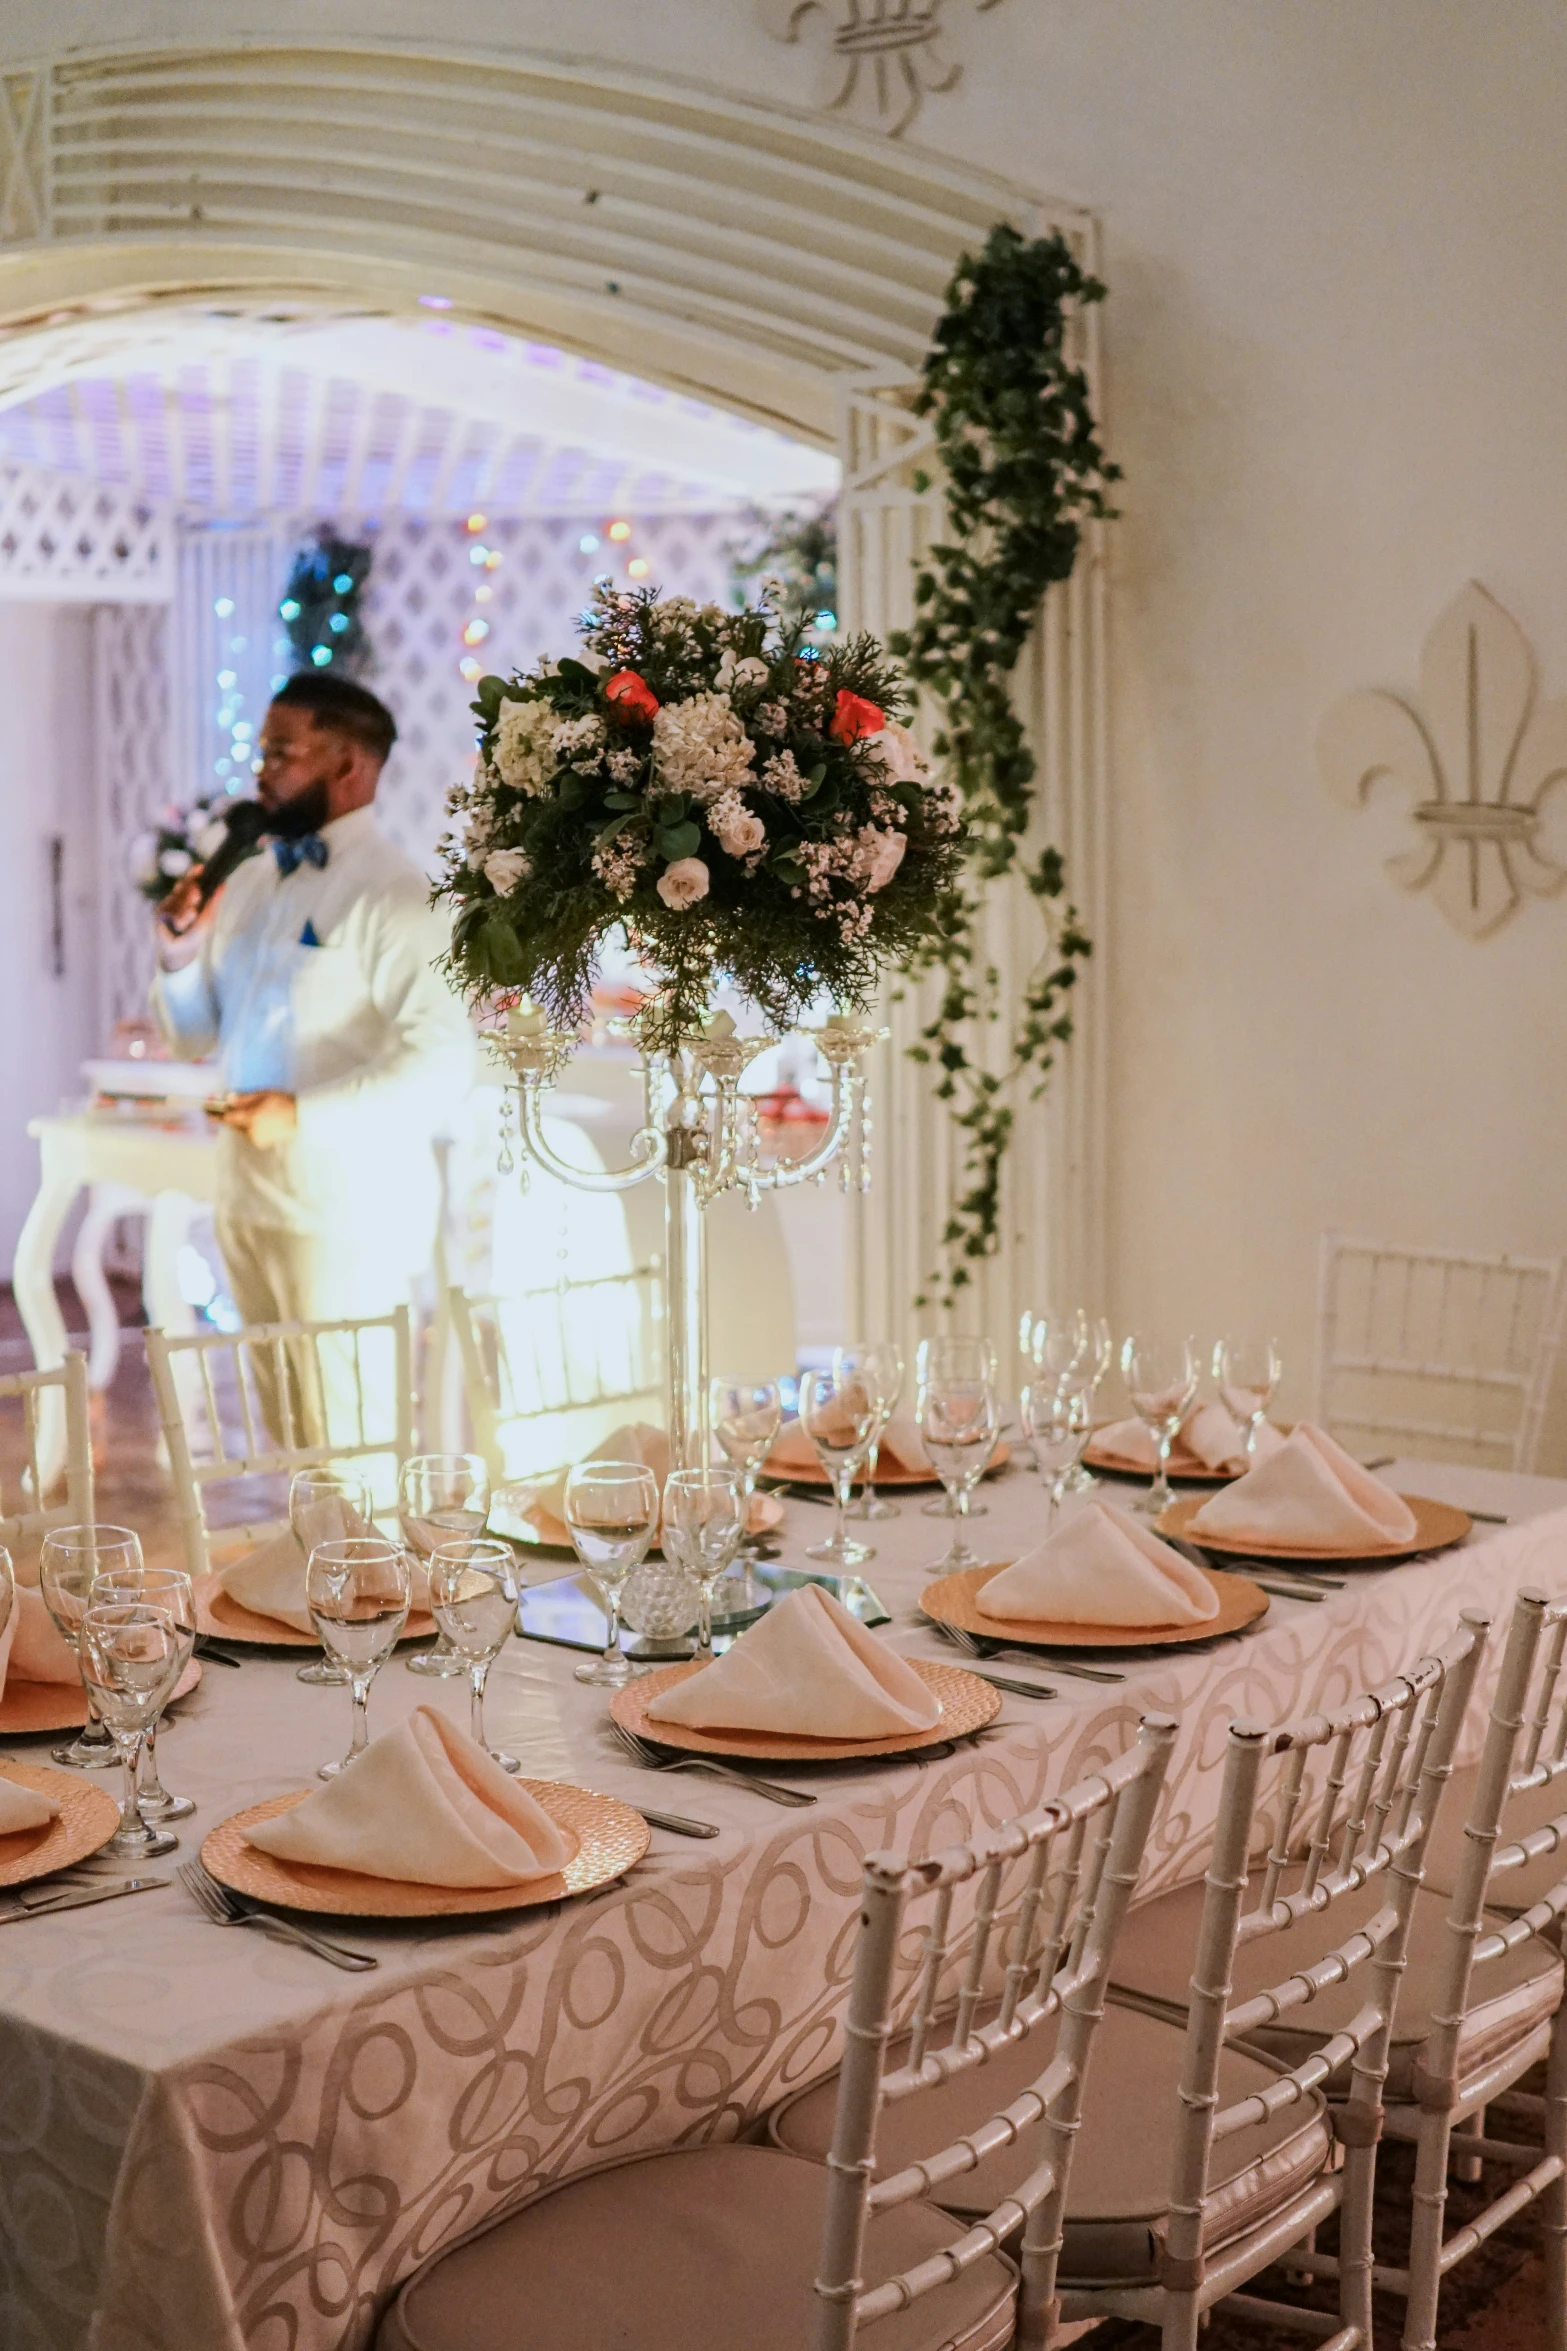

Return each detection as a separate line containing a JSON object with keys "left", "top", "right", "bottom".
{"left": 639, "top": 1806, "right": 721, "bottom": 1839}
{"left": 2, "top": 1877, "right": 171, "bottom": 1921}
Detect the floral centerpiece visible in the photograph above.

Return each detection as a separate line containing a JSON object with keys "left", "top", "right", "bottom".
{"left": 435, "top": 581, "right": 963, "bottom": 1044}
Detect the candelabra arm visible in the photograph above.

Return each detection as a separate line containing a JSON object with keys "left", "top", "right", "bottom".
{"left": 743, "top": 1069, "right": 855, "bottom": 1196}
{"left": 516, "top": 1080, "right": 669, "bottom": 1193}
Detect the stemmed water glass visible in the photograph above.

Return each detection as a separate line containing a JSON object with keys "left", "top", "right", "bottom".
{"left": 40, "top": 1525, "right": 142, "bottom": 1770}
{"left": 921, "top": 1371, "right": 1000, "bottom": 1572}
{"left": 306, "top": 1536, "right": 411, "bottom": 1778}
{"left": 1213, "top": 1334, "right": 1282, "bottom": 1462}
{"left": 427, "top": 1537, "right": 522, "bottom": 1771}
{"left": 1121, "top": 1334, "right": 1199, "bottom": 1518}
{"left": 662, "top": 1468, "right": 747, "bottom": 1663}
{"left": 90, "top": 1564, "right": 196, "bottom": 1821}
{"left": 76, "top": 1602, "right": 189, "bottom": 1859}
{"left": 291, "top": 1466, "right": 372, "bottom": 1688}
{"left": 399, "top": 1453, "right": 490, "bottom": 1678}
{"left": 564, "top": 1461, "right": 659, "bottom": 1687}
{"left": 917, "top": 1337, "right": 998, "bottom": 1517}
{"left": 1063, "top": 1314, "right": 1114, "bottom": 1495}
{"left": 1022, "top": 1381, "right": 1091, "bottom": 1529}
{"left": 798, "top": 1366, "right": 876, "bottom": 1569}
{"left": 844, "top": 1341, "right": 905, "bottom": 1522}
{"left": 710, "top": 1378, "right": 782, "bottom": 1549}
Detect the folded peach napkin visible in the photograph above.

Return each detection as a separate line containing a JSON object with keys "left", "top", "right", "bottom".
{"left": 1191, "top": 1424, "right": 1418, "bottom": 1548}
{"left": 646, "top": 1584, "right": 942, "bottom": 1739}
{"left": 770, "top": 1406, "right": 921, "bottom": 1475}
{"left": 218, "top": 1522, "right": 427, "bottom": 1634}
{"left": 0, "top": 1586, "right": 81, "bottom": 1699}
{"left": 519, "top": 1422, "right": 671, "bottom": 1531}
{"left": 0, "top": 1772, "right": 60, "bottom": 1835}
{"left": 1095, "top": 1405, "right": 1284, "bottom": 1474}
{"left": 244, "top": 1706, "right": 578, "bottom": 1888}
{"left": 978, "top": 1501, "right": 1221, "bottom": 1626}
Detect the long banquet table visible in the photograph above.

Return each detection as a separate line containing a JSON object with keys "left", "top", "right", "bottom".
{"left": 5, "top": 1453, "right": 1567, "bottom": 2351}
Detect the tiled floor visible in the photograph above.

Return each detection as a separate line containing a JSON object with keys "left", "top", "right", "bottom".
{"left": 0, "top": 1281, "right": 1550, "bottom": 2348}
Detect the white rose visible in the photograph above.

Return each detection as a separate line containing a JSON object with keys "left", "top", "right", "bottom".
{"left": 866, "top": 721, "right": 928, "bottom": 788}
{"left": 859, "top": 825, "right": 908, "bottom": 892}
{"left": 656, "top": 856, "right": 711, "bottom": 910}
{"left": 483, "top": 848, "right": 532, "bottom": 894}
{"left": 158, "top": 848, "right": 193, "bottom": 877}
{"left": 710, "top": 796, "right": 766, "bottom": 859}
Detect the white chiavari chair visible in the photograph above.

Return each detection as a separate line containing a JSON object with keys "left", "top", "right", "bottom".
{"left": 0, "top": 1351, "right": 93, "bottom": 1567}
{"left": 373, "top": 1717, "right": 1177, "bottom": 2351}
{"left": 779, "top": 1618, "right": 1485, "bottom": 2350}
{"left": 1383, "top": 1587, "right": 1567, "bottom": 2351}
{"left": 448, "top": 1280, "right": 663, "bottom": 1488}
{"left": 1317, "top": 1233, "right": 1566, "bottom": 1471}
{"left": 145, "top": 1308, "right": 413, "bottom": 1578}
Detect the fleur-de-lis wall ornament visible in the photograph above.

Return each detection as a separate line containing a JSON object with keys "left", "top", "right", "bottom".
{"left": 1318, "top": 582, "right": 1567, "bottom": 939}
{"left": 758, "top": 0, "right": 1009, "bottom": 138}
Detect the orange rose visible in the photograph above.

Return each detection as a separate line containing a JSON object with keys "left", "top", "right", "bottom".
{"left": 605, "top": 669, "right": 660, "bottom": 722}
{"left": 830, "top": 688, "right": 885, "bottom": 745}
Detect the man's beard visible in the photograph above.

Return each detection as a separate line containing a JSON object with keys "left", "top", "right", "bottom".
{"left": 265, "top": 778, "right": 331, "bottom": 840}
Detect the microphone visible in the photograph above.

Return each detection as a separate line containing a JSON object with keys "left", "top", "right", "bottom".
{"left": 191, "top": 797, "right": 271, "bottom": 905}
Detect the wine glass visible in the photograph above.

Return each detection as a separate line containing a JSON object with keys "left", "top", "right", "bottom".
{"left": 662, "top": 1468, "right": 746, "bottom": 1662}
{"left": 564, "top": 1461, "right": 659, "bottom": 1687}
{"left": 427, "top": 1537, "right": 522, "bottom": 1771}
{"left": 1062, "top": 1314, "right": 1115, "bottom": 1495}
{"left": 798, "top": 1366, "right": 876, "bottom": 1569}
{"left": 76, "top": 1602, "right": 188, "bottom": 1859}
{"left": 1213, "top": 1334, "right": 1283, "bottom": 1462}
{"left": 710, "top": 1378, "right": 782, "bottom": 1546}
{"left": 920, "top": 1374, "right": 1000, "bottom": 1572}
{"left": 842, "top": 1341, "right": 905, "bottom": 1522}
{"left": 916, "top": 1337, "right": 998, "bottom": 1517}
{"left": 1022, "top": 1381, "right": 1091, "bottom": 1529}
{"left": 40, "top": 1525, "right": 142, "bottom": 1770}
{"left": 399, "top": 1453, "right": 489, "bottom": 1678}
{"left": 290, "top": 1466, "right": 371, "bottom": 1688}
{"left": 1121, "top": 1334, "right": 1199, "bottom": 1518}
{"left": 89, "top": 1565, "right": 196, "bottom": 1821}
{"left": 306, "top": 1536, "right": 411, "bottom": 1778}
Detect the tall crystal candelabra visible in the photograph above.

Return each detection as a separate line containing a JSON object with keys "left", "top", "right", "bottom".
{"left": 488, "top": 1003, "right": 885, "bottom": 1469}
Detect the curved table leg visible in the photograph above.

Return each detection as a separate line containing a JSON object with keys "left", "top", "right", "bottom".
{"left": 71, "top": 1182, "right": 143, "bottom": 1392}
{"left": 11, "top": 1156, "right": 81, "bottom": 1494}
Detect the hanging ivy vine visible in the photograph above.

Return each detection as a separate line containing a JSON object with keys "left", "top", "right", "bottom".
{"left": 889, "top": 223, "right": 1120, "bottom": 1304}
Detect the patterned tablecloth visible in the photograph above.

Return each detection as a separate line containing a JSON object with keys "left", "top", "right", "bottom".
{"left": 2, "top": 1454, "right": 1564, "bottom": 2351}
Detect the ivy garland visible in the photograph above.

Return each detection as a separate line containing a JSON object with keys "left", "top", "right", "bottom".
{"left": 890, "top": 223, "right": 1121, "bottom": 1304}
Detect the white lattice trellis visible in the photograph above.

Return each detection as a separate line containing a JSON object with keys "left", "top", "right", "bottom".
{"left": 0, "top": 461, "right": 173, "bottom": 604}
{"left": 92, "top": 603, "right": 171, "bottom": 1033}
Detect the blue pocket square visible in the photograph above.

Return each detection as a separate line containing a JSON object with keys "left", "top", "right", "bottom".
{"left": 299, "top": 920, "right": 322, "bottom": 948}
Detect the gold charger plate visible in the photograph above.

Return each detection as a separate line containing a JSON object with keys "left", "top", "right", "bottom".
{"left": 0, "top": 1656, "right": 201, "bottom": 1735}
{"left": 1157, "top": 1491, "right": 1471, "bottom": 1565}
{"left": 194, "top": 1575, "right": 436, "bottom": 1650}
{"left": 610, "top": 1656, "right": 1000, "bottom": 1762}
{"left": 1083, "top": 1423, "right": 1295, "bottom": 1486}
{"left": 496, "top": 1489, "right": 785, "bottom": 1558}
{"left": 764, "top": 1441, "right": 1011, "bottom": 1492}
{"left": 201, "top": 1780, "right": 651, "bottom": 1918}
{"left": 920, "top": 1563, "right": 1269, "bottom": 1650}
{"left": 0, "top": 1762, "right": 120, "bottom": 1887}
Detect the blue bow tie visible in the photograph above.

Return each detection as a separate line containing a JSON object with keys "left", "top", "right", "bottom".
{"left": 273, "top": 835, "right": 329, "bottom": 877}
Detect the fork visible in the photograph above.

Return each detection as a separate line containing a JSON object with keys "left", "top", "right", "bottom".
{"left": 934, "top": 1622, "right": 1126, "bottom": 1684}
{"left": 178, "top": 1862, "right": 379, "bottom": 1970}
{"left": 609, "top": 1718, "right": 817, "bottom": 1806}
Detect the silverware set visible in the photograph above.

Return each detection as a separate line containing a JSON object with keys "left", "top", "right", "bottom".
{"left": 609, "top": 1717, "right": 816, "bottom": 1807}
{"left": 933, "top": 1622, "right": 1126, "bottom": 1683}
{"left": 0, "top": 1868, "right": 171, "bottom": 1923}
{"left": 178, "top": 1861, "right": 378, "bottom": 1970}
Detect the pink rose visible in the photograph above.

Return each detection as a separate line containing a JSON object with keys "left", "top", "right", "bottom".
{"left": 710, "top": 795, "right": 766, "bottom": 859}
{"left": 859, "top": 825, "right": 907, "bottom": 892}
{"left": 656, "top": 856, "right": 710, "bottom": 910}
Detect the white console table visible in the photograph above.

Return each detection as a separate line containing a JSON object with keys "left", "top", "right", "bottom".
{"left": 11, "top": 1109, "right": 218, "bottom": 1489}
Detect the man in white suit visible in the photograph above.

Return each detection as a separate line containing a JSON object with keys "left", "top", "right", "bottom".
{"left": 153, "top": 672, "right": 473, "bottom": 1447}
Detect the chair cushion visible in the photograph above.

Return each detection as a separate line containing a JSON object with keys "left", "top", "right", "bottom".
{"left": 1421, "top": 1759, "right": 1567, "bottom": 1910}
{"left": 1113, "top": 1876, "right": 1563, "bottom": 2102}
{"left": 768, "top": 2001, "right": 1334, "bottom": 2287}
{"left": 376, "top": 2144, "right": 1016, "bottom": 2351}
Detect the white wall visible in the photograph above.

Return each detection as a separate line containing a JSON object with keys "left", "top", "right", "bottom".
{"left": 0, "top": 603, "right": 99, "bottom": 1263}
{"left": 6, "top": 1, "right": 1567, "bottom": 1439}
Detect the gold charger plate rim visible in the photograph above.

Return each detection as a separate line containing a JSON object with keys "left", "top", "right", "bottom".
{"left": 762, "top": 1439, "right": 1011, "bottom": 1491}
{"left": 610, "top": 1655, "right": 1000, "bottom": 1761}
{"left": 1156, "top": 1491, "right": 1471, "bottom": 1563}
{"left": 195, "top": 1574, "right": 436, "bottom": 1649}
{"left": 919, "top": 1562, "right": 1270, "bottom": 1650}
{"left": 0, "top": 1761, "right": 120, "bottom": 1886}
{"left": 201, "top": 1780, "right": 652, "bottom": 1917}
{"left": 0, "top": 1655, "right": 201, "bottom": 1735}
{"left": 1082, "top": 1422, "right": 1296, "bottom": 1486}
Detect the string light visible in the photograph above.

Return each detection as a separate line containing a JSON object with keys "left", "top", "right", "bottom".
{"left": 627, "top": 557, "right": 649, "bottom": 579}
{"left": 459, "top": 656, "right": 481, "bottom": 682}
{"left": 466, "top": 513, "right": 488, "bottom": 534}
{"left": 607, "top": 519, "right": 632, "bottom": 543}
{"left": 458, "top": 519, "right": 504, "bottom": 681}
